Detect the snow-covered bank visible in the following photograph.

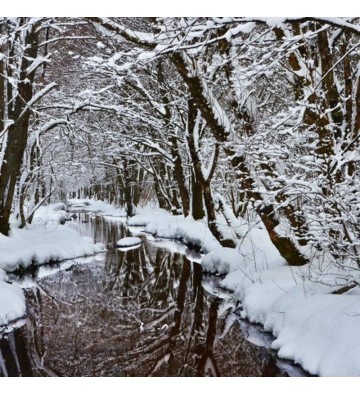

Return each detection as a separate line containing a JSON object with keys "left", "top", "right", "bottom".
{"left": 218, "top": 263, "right": 360, "bottom": 376}
{"left": 0, "top": 203, "right": 106, "bottom": 327}
{"left": 128, "top": 207, "right": 360, "bottom": 376}
{"left": 0, "top": 270, "right": 26, "bottom": 327}
{"left": 0, "top": 226, "right": 106, "bottom": 273}
{"left": 205, "top": 251, "right": 360, "bottom": 376}
{"left": 3, "top": 199, "right": 360, "bottom": 375}
{"left": 67, "top": 198, "right": 126, "bottom": 217}
{"left": 31, "top": 202, "right": 68, "bottom": 226}
{"left": 116, "top": 236, "right": 142, "bottom": 250}
{"left": 128, "top": 211, "right": 221, "bottom": 253}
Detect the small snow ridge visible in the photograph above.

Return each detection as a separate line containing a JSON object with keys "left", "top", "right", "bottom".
{"left": 0, "top": 280, "right": 26, "bottom": 327}
{"left": 116, "top": 237, "right": 142, "bottom": 249}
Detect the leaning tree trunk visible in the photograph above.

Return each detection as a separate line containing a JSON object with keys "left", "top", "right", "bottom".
{"left": 186, "top": 99, "right": 231, "bottom": 246}
{"left": 171, "top": 52, "right": 308, "bottom": 265}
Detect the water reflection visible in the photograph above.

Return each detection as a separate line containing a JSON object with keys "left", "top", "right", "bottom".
{"left": 1, "top": 215, "right": 306, "bottom": 377}
{"left": 0, "top": 328, "right": 32, "bottom": 377}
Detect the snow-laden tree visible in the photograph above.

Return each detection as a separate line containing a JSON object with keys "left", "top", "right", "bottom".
{"left": 0, "top": 18, "right": 107, "bottom": 233}
{"left": 4, "top": 16, "right": 360, "bottom": 280}
{"left": 0, "top": 18, "right": 62, "bottom": 235}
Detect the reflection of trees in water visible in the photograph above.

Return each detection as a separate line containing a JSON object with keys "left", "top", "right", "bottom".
{"left": 103, "top": 241, "right": 225, "bottom": 376}
{"left": 0, "top": 328, "right": 32, "bottom": 377}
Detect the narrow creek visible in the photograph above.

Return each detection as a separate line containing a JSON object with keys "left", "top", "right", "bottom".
{"left": 0, "top": 213, "right": 310, "bottom": 377}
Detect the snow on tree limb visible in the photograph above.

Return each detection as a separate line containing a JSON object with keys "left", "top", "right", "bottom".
{"left": 19, "top": 82, "right": 57, "bottom": 119}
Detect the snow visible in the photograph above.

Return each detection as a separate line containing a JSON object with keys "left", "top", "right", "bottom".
{"left": 272, "top": 293, "right": 360, "bottom": 376}
{"left": 67, "top": 199, "right": 126, "bottom": 217}
{"left": 30, "top": 203, "right": 68, "bottom": 226}
{"left": 217, "top": 259, "right": 360, "bottom": 376}
{"left": 0, "top": 278, "right": 26, "bottom": 327}
{"left": 138, "top": 51, "right": 156, "bottom": 61}
{"left": 0, "top": 202, "right": 106, "bottom": 327}
{"left": 0, "top": 269, "right": 8, "bottom": 283}
{"left": 225, "top": 22, "right": 256, "bottom": 40}
{"left": 116, "top": 236, "right": 142, "bottom": 248}
{"left": 202, "top": 224, "right": 286, "bottom": 274}
{"left": 261, "top": 17, "right": 286, "bottom": 27}
{"left": 128, "top": 211, "right": 221, "bottom": 253}
{"left": 0, "top": 226, "right": 106, "bottom": 273}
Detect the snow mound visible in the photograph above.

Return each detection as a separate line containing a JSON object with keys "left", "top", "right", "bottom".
{"left": 202, "top": 248, "right": 243, "bottom": 274}
{"left": 67, "top": 199, "right": 126, "bottom": 217}
{"left": 116, "top": 237, "right": 142, "bottom": 248}
{"left": 271, "top": 292, "right": 360, "bottom": 376}
{"left": 0, "top": 269, "right": 8, "bottom": 282}
{"left": 0, "top": 226, "right": 106, "bottom": 272}
{"left": 202, "top": 228, "right": 286, "bottom": 275}
{"left": 0, "top": 278, "right": 26, "bottom": 326}
{"left": 218, "top": 259, "right": 360, "bottom": 376}
{"left": 129, "top": 212, "right": 221, "bottom": 253}
{"left": 22, "top": 203, "right": 69, "bottom": 227}
{"left": 126, "top": 208, "right": 169, "bottom": 226}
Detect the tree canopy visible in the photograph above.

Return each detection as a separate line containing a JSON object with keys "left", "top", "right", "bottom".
{"left": 1, "top": 17, "right": 360, "bottom": 284}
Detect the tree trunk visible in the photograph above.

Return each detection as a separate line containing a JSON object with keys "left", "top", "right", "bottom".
{"left": 191, "top": 170, "right": 205, "bottom": 220}
{"left": 157, "top": 60, "right": 190, "bottom": 216}
{"left": 123, "top": 158, "right": 134, "bottom": 217}
{"left": 0, "top": 22, "right": 39, "bottom": 235}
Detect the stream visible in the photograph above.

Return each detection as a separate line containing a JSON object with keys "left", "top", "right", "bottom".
{"left": 0, "top": 213, "right": 310, "bottom": 377}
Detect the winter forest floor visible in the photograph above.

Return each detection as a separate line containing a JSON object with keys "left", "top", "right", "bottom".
{"left": 1, "top": 199, "right": 360, "bottom": 376}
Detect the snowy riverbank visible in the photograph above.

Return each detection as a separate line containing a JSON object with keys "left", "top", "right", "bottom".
{"left": 65, "top": 199, "right": 360, "bottom": 375}
{"left": 0, "top": 203, "right": 106, "bottom": 327}
{"left": 2, "top": 199, "right": 360, "bottom": 376}
{"left": 0, "top": 269, "right": 26, "bottom": 327}
{"left": 67, "top": 198, "right": 126, "bottom": 217}
{"left": 128, "top": 207, "right": 360, "bottom": 377}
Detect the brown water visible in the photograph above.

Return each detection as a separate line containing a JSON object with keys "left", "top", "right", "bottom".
{"left": 0, "top": 214, "right": 309, "bottom": 377}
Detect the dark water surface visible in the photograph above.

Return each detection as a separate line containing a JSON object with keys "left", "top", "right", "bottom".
{"left": 0, "top": 214, "right": 309, "bottom": 377}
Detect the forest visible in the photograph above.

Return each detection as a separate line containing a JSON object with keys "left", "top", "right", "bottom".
{"left": 1, "top": 17, "right": 360, "bottom": 377}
